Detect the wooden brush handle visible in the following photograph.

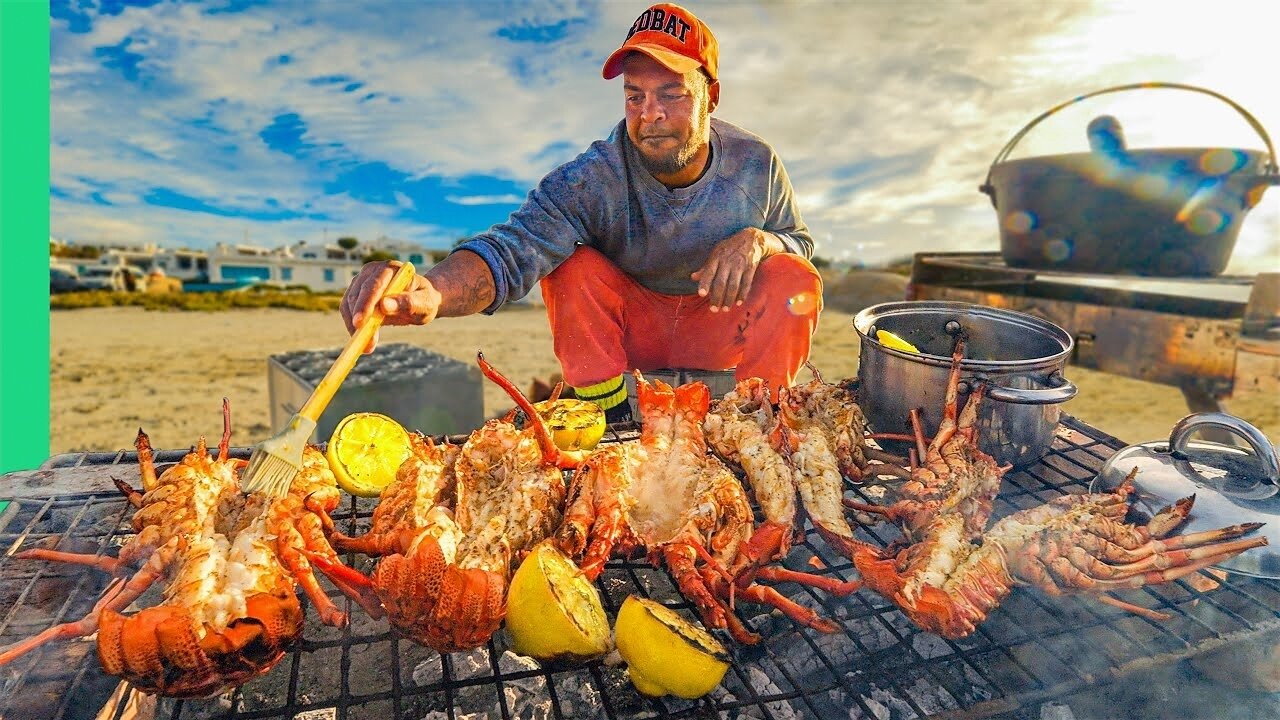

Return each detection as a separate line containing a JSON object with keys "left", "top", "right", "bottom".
{"left": 299, "top": 261, "right": 418, "bottom": 422}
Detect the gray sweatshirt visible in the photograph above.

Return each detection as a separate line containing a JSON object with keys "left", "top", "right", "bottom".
{"left": 456, "top": 117, "right": 813, "bottom": 313}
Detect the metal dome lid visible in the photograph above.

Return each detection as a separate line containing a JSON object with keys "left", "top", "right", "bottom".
{"left": 1090, "top": 412, "right": 1280, "bottom": 579}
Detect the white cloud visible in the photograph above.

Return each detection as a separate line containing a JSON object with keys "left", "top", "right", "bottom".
{"left": 50, "top": 0, "right": 1279, "bottom": 272}
{"left": 446, "top": 194, "right": 528, "bottom": 206}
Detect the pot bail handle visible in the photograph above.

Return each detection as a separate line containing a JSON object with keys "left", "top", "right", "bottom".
{"left": 1169, "top": 412, "right": 1280, "bottom": 484}
{"left": 982, "top": 371, "right": 1078, "bottom": 406}
{"left": 979, "top": 82, "right": 1280, "bottom": 208}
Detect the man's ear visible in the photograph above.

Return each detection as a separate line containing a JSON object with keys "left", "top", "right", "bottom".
{"left": 708, "top": 79, "right": 720, "bottom": 113}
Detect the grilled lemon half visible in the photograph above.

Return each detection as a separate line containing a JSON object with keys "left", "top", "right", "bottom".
{"left": 532, "top": 399, "right": 607, "bottom": 452}
{"left": 325, "top": 412, "right": 413, "bottom": 498}
{"left": 615, "top": 596, "right": 730, "bottom": 699}
{"left": 506, "top": 540, "right": 612, "bottom": 665}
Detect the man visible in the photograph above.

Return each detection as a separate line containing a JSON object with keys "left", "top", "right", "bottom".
{"left": 341, "top": 3, "right": 821, "bottom": 423}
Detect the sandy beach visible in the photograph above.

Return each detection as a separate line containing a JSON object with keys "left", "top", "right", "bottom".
{"left": 49, "top": 288, "right": 1278, "bottom": 457}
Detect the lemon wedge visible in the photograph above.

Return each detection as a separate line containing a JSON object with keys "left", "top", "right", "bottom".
{"left": 615, "top": 596, "right": 730, "bottom": 699}
{"left": 532, "top": 399, "right": 607, "bottom": 452}
{"left": 325, "top": 412, "right": 414, "bottom": 497}
{"left": 505, "top": 540, "right": 612, "bottom": 665}
{"left": 876, "top": 329, "right": 920, "bottom": 353}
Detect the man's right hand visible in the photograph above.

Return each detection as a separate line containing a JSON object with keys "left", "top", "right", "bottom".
{"left": 340, "top": 260, "right": 443, "bottom": 353}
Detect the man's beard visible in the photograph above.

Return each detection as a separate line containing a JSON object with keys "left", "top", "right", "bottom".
{"left": 636, "top": 104, "right": 709, "bottom": 176}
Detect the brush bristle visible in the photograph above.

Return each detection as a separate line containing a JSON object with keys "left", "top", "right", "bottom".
{"left": 242, "top": 448, "right": 301, "bottom": 497}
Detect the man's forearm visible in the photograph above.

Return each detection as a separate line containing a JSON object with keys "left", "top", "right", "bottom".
{"left": 423, "top": 249, "right": 498, "bottom": 317}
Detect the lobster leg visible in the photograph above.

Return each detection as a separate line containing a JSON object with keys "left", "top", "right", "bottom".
{"left": 730, "top": 521, "right": 791, "bottom": 588}
{"left": 843, "top": 497, "right": 931, "bottom": 528}
{"left": 113, "top": 477, "right": 145, "bottom": 508}
{"left": 734, "top": 581, "right": 841, "bottom": 634}
{"left": 329, "top": 529, "right": 397, "bottom": 557}
{"left": 1150, "top": 522, "right": 1265, "bottom": 550}
{"left": 291, "top": 510, "right": 383, "bottom": 620}
{"left": 303, "top": 492, "right": 343, "bottom": 537}
{"left": 297, "top": 512, "right": 385, "bottom": 619}
{"left": 1057, "top": 532, "right": 1266, "bottom": 580}
{"left": 753, "top": 565, "right": 862, "bottom": 596}
{"left": 1146, "top": 495, "right": 1195, "bottom": 537}
{"left": 580, "top": 486, "right": 629, "bottom": 582}
{"left": 695, "top": 565, "right": 762, "bottom": 645}
{"left": 1033, "top": 535, "right": 1269, "bottom": 592}
{"left": 1095, "top": 594, "right": 1172, "bottom": 621}
{"left": 556, "top": 448, "right": 629, "bottom": 581}
{"left": 0, "top": 578, "right": 129, "bottom": 666}
{"left": 302, "top": 550, "right": 386, "bottom": 619}
{"left": 15, "top": 548, "right": 123, "bottom": 575}
{"left": 663, "top": 542, "right": 731, "bottom": 635}
{"left": 556, "top": 459, "right": 601, "bottom": 571}
{"left": 275, "top": 519, "right": 349, "bottom": 627}
{"left": 17, "top": 520, "right": 171, "bottom": 577}
{"left": 0, "top": 539, "right": 177, "bottom": 666}
{"left": 690, "top": 538, "right": 848, "bottom": 643}
{"left": 859, "top": 455, "right": 913, "bottom": 479}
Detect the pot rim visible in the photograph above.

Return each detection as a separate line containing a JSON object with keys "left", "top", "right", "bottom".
{"left": 852, "top": 300, "right": 1075, "bottom": 369}
{"left": 989, "top": 145, "right": 1271, "bottom": 170}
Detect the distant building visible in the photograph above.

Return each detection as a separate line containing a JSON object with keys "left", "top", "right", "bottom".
{"left": 207, "top": 237, "right": 438, "bottom": 292}
{"left": 50, "top": 236, "right": 440, "bottom": 292}
{"left": 153, "top": 247, "right": 211, "bottom": 282}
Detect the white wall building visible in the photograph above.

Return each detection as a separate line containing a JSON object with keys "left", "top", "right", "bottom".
{"left": 152, "top": 247, "right": 210, "bottom": 282}
{"left": 52, "top": 237, "right": 440, "bottom": 292}
{"left": 207, "top": 237, "right": 438, "bottom": 292}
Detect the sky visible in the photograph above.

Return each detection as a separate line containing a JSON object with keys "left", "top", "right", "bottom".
{"left": 50, "top": 0, "right": 1280, "bottom": 271}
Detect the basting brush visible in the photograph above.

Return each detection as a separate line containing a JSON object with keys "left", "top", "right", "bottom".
{"left": 241, "top": 261, "right": 418, "bottom": 497}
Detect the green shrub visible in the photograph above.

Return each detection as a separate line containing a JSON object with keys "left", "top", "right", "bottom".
{"left": 50, "top": 290, "right": 343, "bottom": 312}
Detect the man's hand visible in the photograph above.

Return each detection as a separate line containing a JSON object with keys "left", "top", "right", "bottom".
{"left": 690, "top": 228, "right": 785, "bottom": 312}
{"left": 340, "top": 261, "right": 443, "bottom": 353}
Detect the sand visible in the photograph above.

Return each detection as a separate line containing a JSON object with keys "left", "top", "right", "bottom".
{"left": 48, "top": 295, "right": 1278, "bottom": 459}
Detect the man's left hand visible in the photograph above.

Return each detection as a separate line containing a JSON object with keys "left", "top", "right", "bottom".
{"left": 691, "top": 228, "right": 785, "bottom": 312}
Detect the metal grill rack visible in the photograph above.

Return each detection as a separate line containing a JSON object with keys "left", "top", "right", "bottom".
{"left": 3, "top": 417, "right": 1278, "bottom": 720}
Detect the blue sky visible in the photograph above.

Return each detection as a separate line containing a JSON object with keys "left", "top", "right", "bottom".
{"left": 50, "top": 0, "right": 1279, "bottom": 270}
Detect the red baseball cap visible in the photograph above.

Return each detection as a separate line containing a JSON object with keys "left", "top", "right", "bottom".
{"left": 602, "top": 3, "right": 718, "bottom": 81}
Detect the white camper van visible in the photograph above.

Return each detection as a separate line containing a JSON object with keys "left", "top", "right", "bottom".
{"left": 78, "top": 264, "right": 149, "bottom": 292}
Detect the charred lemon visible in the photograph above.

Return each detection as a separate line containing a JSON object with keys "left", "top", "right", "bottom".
{"left": 532, "top": 399, "right": 607, "bottom": 452}
{"left": 505, "top": 540, "right": 612, "bottom": 664}
{"left": 615, "top": 595, "right": 730, "bottom": 699}
{"left": 325, "top": 412, "right": 413, "bottom": 498}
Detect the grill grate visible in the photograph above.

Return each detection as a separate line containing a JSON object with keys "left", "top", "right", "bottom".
{"left": 3, "top": 417, "right": 1279, "bottom": 720}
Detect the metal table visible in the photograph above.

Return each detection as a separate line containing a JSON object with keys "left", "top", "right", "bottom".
{"left": 2, "top": 417, "right": 1278, "bottom": 720}
{"left": 907, "top": 252, "right": 1280, "bottom": 419}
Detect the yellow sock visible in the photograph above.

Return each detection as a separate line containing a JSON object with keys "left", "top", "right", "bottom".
{"left": 573, "top": 374, "right": 627, "bottom": 411}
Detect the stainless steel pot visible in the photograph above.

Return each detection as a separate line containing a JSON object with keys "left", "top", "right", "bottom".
{"left": 852, "top": 301, "right": 1078, "bottom": 467}
{"left": 980, "top": 82, "right": 1280, "bottom": 277}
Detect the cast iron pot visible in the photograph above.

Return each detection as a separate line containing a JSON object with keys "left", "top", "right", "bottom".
{"left": 852, "top": 301, "right": 1078, "bottom": 468}
{"left": 980, "top": 82, "right": 1279, "bottom": 277}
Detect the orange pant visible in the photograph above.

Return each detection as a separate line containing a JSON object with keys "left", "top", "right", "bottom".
{"left": 540, "top": 246, "right": 823, "bottom": 394}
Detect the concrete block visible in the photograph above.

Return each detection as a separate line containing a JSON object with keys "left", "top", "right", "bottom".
{"left": 624, "top": 368, "right": 737, "bottom": 417}
{"left": 268, "top": 343, "right": 484, "bottom": 443}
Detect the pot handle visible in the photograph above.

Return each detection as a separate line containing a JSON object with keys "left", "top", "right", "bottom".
{"left": 979, "top": 82, "right": 1280, "bottom": 208}
{"left": 980, "top": 371, "right": 1078, "bottom": 405}
{"left": 1168, "top": 412, "right": 1280, "bottom": 482}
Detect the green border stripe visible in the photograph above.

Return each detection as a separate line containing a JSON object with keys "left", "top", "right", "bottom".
{"left": 1, "top": 2, "right": 51, "bottom": 473}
